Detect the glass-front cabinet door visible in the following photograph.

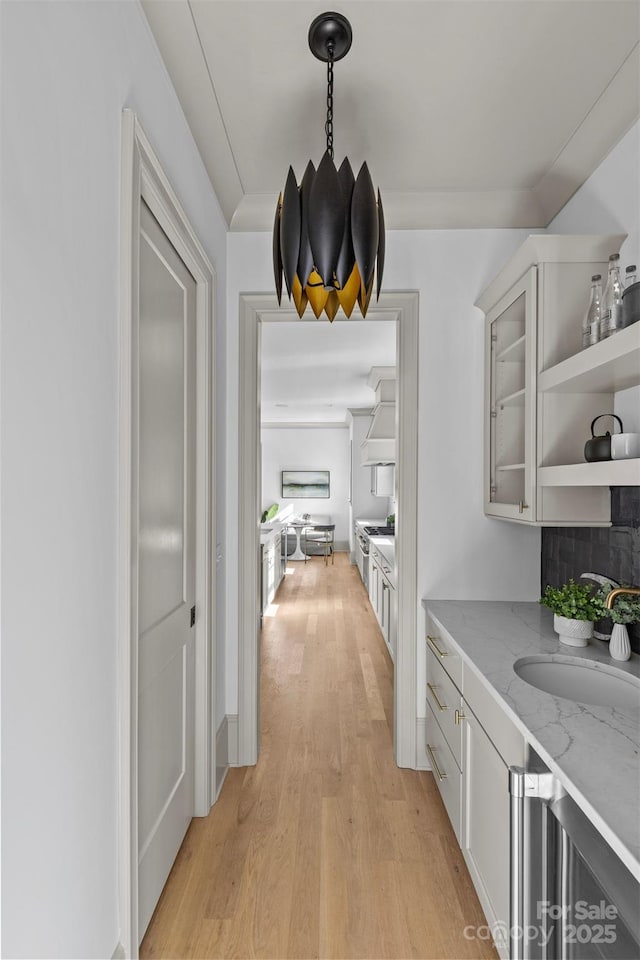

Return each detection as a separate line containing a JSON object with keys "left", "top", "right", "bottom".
{"left": 484, "top": 267, "right": 536, "bottom": 521}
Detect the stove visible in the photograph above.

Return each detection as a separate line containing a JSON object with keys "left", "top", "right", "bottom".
{"left": 364, "top": 525, "right": 395, "bottom": 537}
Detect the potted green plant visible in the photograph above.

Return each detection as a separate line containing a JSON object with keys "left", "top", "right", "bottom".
{"left": 596, "top": 583, "right": 640, "bottom": 661}
{"left": 539, "top": 579, "right": 607, "bottom": 647}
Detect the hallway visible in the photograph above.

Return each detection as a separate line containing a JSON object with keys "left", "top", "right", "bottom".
{"left": 141, "top": 554, "right": 495, "bottom": 959}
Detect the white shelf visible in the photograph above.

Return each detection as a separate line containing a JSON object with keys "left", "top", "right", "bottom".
{"left": 497, "top": 463, "right": 525, "bottom": 471}
{"left": 539, "top": 323, "right": 640, "bottom": 394}
{"left": 538, "top": 459, "right": 640, "bottom": 487}
{"left": 496, "top": 335, "right": 525, "bottom": 363}
{"left": 497, "top": 387, "right": 525, "bottom": 408}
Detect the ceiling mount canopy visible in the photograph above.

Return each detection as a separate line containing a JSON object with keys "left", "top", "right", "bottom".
{"left": 273, "top": 11, "right": 385, "bottom": 322}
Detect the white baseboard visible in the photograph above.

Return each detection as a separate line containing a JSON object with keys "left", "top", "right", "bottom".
{"left": 215, "top": 715, "right": 229, "bottom": 798}
{"left": 227, "top": 713, "right": 239, "bottom": 765}
{"left": 215, "top": 713, "right": 240, "bottom": 798}
{"left": 416, "top": 717, "right": 430, "bottom": 770}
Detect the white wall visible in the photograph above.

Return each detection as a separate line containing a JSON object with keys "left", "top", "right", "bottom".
{"left": 1, "top": 2, "right": 227, "bottom": 957}
{"left": 261, "top": 427, "right": 350, "bottom": 543}
{"left": 548, "top": 119, "right": 640, "bottom": 432}
{"left": 548, "top": 120, "right": 639, "bottom": 268}
{"left": 227, "top": 228, "right": 542, "bottom": 719}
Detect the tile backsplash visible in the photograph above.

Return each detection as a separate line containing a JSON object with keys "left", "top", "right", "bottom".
{"left": 541, "top": 487, "right": 640, "bottom": 653}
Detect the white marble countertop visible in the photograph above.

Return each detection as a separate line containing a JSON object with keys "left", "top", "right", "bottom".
{"left": 369, "top": 537, "right": 395, "bottom": 570}
{"left": 423, "top": 599, "right": 640, "bottom": 881}
{"left": 354, "top": 518, "right": 395, "bottom": 569}
{"left": 259, "top": 523, "right": 283, "bottom": 547}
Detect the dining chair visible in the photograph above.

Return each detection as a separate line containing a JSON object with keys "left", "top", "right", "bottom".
{"left": 303, "top": 524, "right": 335, "bottom": 565}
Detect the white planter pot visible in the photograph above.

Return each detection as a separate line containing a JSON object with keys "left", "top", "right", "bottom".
{"left": 609, "top": 622, "right": 631, "bottom": 662}
{"left": 553, "top": 614, "right": 593, "bottom": 647}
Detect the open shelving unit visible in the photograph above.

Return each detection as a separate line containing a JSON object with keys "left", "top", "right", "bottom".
{"left": 538, "top": 323, "right": 640, "bottom": 395}
{"left": 538, "top": 459, "right": 640, "bottom": 487}
{"left": 478, "top": 233, "right": 636, "bottom": 524}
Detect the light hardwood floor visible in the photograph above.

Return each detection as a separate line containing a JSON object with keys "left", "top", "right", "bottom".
{"left": 141, "top": 553, "right": 496, "bottom": 959}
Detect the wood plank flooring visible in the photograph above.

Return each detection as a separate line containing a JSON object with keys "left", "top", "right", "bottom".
{"left": 141, "top": 553, "right": 496, "bottom": 959}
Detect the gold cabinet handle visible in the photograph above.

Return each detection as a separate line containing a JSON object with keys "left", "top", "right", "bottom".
{"left": 427, "top": 682, "right": 447, "bottom": 712}
{"left": 455, "top": 709, "right": 466, "bottom": 725}
{"left": 518, "top": 500, "right": 529, "bottom": 514}
{"left": 426, "top": 743, "right": 447, "bottom": 782}
{"left": 426, "top": 635, "right": 447, "bottom": 658}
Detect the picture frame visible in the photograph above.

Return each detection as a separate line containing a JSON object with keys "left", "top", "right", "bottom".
{"left": 282, "top": 470, "right": 330, "bottom": 499}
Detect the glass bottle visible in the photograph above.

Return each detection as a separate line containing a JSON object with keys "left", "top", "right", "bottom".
{"left": 600, "top": 254, "right": 623, "bottom": 339}
{"left": 625, "top": 264, "right": 637, "bottom": 287}
{"left": 582, "top": 274, "right": 602, "bottom": 349}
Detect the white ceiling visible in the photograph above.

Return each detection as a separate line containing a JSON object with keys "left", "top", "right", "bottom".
{"left": 260, "top": 319, "right": 396, "bottom": 423}
{"left": 143, "top": 0, "right": 640, "bottom": 230}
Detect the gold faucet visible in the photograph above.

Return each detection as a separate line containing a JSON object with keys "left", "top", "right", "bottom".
{"left": 605, "top": 587, "right": 640, "bottom": 609}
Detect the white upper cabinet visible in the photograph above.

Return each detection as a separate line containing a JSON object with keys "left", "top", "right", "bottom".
{"left": 477, "top": 234, "right": 639, "bottom": 525}
{"left": 484, "top": 267, "right": 537, "bottom": 521}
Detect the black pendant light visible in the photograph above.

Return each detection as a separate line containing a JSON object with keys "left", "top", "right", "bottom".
{"left": 273, "top": 12, "right": 385, "bottom": 322}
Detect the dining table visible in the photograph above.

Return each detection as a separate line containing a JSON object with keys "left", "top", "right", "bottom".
{"left": 286, "top": 518, "right": 311, "bottom": 561}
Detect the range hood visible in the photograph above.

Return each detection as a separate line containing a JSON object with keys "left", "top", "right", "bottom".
{"left": 360, "top": 368, "right": 396, "bottom": 465}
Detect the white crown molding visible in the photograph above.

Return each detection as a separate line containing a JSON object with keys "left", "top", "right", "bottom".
{"left": 533, "top": 43, "right": 640, "bottom": 224}
{"left": 347, "top": 407, "right": 374, "bottom": 418}
{"left": 141, "top": 0, "right": 241, "bottom": 225}
{"left": 261, "top": 421, "right": 349, "bottom": 430}
{"left": 231, "top": 187, "right": 547, "bottom": 232}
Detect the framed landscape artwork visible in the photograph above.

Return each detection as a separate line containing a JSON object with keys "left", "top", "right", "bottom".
{"left": 282, "top": 470, "right": 330, "bottom": 499}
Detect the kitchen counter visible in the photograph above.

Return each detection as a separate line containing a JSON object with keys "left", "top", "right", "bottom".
{"left": 423, "top": 599, "right": 640, "bottom": 881}
{"left": 260, "top": 523, "right": 283, "bottom": 547}
{"left": 354, "top": 518, "right": 395, "bottom": 568}
{"left": 369, "top": 536, "right": 394, "bottom": 569}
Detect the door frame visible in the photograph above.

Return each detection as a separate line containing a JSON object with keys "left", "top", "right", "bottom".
{"left": 118, "top": 110, "right": 216, "bottom": 958}
{"left": 237, "top": 292, "right": 419, "bottom": 768}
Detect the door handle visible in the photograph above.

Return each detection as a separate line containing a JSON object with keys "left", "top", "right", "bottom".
{"left": 427, "top": 635, "right": 447, "bottom": 658}
{"left": 427, "top": 683, "right": 447, "bottom": 711}
{"left": 426, "top": 744, "right": 447, "bottom": 782}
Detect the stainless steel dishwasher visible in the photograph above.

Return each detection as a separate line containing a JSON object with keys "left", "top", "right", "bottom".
{"left": 509, "top": 747, "right": 640, "bottom": 959}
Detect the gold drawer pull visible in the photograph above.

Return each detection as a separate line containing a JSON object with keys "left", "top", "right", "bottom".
{"left": 455, "top": 709, "right": 466, "bottom": 725}
{"left": 426, "top": 743, "right": 447, "bottom": 782}
{"left": 427, "top": 682, "right": 447, "bottom": 712}
{"left": 427, "top": 635, "right": 447, "bottom": 658}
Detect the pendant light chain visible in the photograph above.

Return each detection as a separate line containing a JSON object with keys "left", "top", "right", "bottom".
{"left": 325, "top": 43, "right": 334, "bottom": 159}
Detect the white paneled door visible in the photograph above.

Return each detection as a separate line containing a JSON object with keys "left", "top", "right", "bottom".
{"left": 137, "top": 200, "right": 196, "bottom": 940}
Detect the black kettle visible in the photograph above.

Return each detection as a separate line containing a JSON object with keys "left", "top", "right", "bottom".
{"left": 584, "top": 414, "right": 623, "bottom": 462}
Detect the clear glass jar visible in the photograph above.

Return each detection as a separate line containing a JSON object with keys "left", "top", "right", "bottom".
{"left": 582, "top": 274, "right": 602, "bottom": 349}
{"left": 600, "top": 254, "right": 623, "bottom": 339}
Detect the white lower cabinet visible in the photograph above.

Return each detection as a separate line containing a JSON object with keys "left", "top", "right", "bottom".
{"left": 261, "top": 532, "right": 283, "bottom": 612}
{"left": 369, "top": 546, "right": 395, "bottom": 661}
{"left": 462, "top": 704, "right": 510, "bottom": 955}
{"left": 425, "top": 619, "right": 524, "bottom": 959}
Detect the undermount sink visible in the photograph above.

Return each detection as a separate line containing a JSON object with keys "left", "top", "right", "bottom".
{"left": 514, "top": 655, "right": 640, "bottom": 712}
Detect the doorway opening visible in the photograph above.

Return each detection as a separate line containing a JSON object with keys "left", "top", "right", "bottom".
{"left": 237, "top": 293, "right": 419, "bottom": 769}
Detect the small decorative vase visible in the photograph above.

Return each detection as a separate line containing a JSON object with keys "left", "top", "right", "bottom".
{"left": 553, "top": 614, "right": 593, "bottom": 647}
{"left": 609, "top": 623, "right": 631, "bottom": 662}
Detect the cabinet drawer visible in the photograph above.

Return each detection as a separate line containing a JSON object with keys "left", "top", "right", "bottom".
{"left": 425, "top": 616, "right": 462, "bottom": 689}
{"left": 426, "top": 643, "right": 463, "bottom": 768}
{"left": 425, "top": 700, "right": 462, "bottom": 843}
